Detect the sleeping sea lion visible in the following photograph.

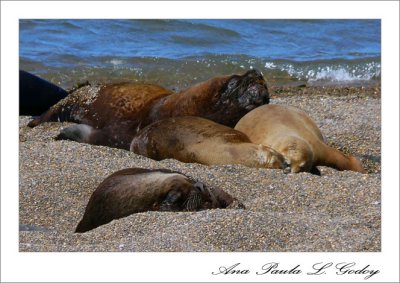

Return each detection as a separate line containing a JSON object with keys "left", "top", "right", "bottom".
{"left": 234, "top": 104, "right": 366, "bottom": 174}
{"left": 130, "top": 116, "right": 288, "bottom": 170}
{"left": 75, "top": 168, "right": 240, "bottom": 233}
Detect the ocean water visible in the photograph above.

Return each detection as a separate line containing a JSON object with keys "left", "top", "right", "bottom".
{"left": 19, "top": 19, "right": 381, "bottom": 90}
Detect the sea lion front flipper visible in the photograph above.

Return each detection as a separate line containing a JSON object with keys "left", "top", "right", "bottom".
{"left": 56, "top": 124, "right": 94, "bottom": 143}
{"left": 227, "top": 199, "right": 246, "bottom": 209}
{"left": 310, "top": 166, "right": 321, "bottom": 176}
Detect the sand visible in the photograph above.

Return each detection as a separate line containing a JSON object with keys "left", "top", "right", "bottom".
{"left": 19, "top": 85, "right": 381, "bottom": 252}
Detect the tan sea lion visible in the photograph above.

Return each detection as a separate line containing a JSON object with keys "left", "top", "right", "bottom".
{"left": 28, "top": 69, "right": 270, "bottom": 150}
{"left": 75, "top": 168, "right": 240, "bottom": 233}
{"left": 234, "top": 104, "right": 366, "bottom": 174}
{"left": 130, "top": 116, "right": 288, "bottom": 170}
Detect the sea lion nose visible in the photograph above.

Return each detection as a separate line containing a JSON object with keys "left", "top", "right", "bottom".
{"left": 245, "top": 69, "right": 264, "bottom": 80}
{"left": 282, "top": 160, "right": 291, "bottom": 174}
{"left": 194, "top": 182, "right": 207, "bottom": 193}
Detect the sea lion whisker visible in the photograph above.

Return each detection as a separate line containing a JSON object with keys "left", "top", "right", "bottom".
{"left": 186, "top": 192, "right": 201, "bottom": 211}
{"left": 189, "top": 195, "right": 197, "bottom": 211}
{"left": 185, "top": 197, "right": 193, "bottom": 211}
{"left": 182, "top": 197, "right": 190, "bottom": 208}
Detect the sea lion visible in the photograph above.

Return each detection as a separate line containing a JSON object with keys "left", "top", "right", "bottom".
{"left": 28, "top": 69, "right": 269, "bottom": 150}
{"left": 19, "top": 70, "right": 68, "bottom": 116}
{"left": 234, "top": 104, "right": 366, "bottom": 174}
{"left": 130, "top": 116, "right": 288, "bottom": 170}
{"left": 75, "top": 168, "right": 240, "bottom": 233}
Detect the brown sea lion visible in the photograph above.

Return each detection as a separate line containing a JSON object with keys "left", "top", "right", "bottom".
{"left": 130, "top": 116, "right": 288, "bottom": 170}
{"left": 234, "top": 104, "right": 366, "bottom": 174}
{"left": 75, "top": 168, "right": 240, "bottom": 233}
{"left": 28, "top": 69, "right": 270, "bottom": 150}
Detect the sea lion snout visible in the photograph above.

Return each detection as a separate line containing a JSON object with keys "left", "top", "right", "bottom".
{"left": 193, "top": 182, "right": 220, "bottom": 209}
{"left": 269, "top": 151, "right": 289, "bottom": 171}
{"left": 282, "top": 160, "right": 291, "bottom": 174}
{"left": 222, "top": 69, "right": 269, "bottom": 107}
{"left": 192, "top": 181, "right": 242, "bottom": 210}
{"left": 194, "top": 181, "right": 206, "bottom": 192}
{"left": 258, "top": 144, "right": 288, "bottom": 171}
{"left": 164, "top": 178, "right": 223, "bottom": 211}
{"left": 238, "top": 69, "right": 270, "bottom": 109}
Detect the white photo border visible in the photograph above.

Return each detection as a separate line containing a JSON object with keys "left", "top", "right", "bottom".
{"left": 1, "top": 1, "right": 399, "bottom": 282}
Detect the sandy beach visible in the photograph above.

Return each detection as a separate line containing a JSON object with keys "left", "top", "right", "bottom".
{"left": 19, "top": 85, "right": 381, "bottom": 252}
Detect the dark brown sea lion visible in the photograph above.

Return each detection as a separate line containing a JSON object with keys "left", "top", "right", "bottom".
{"left": 75, "top": 168, "right": 240, "bottom": 233}
{"left": 130, "top": 116, "right": 288, "bottom": 170}
{"left": 234, "top": 104, "right": 366, "bottom": 174}
{"left": 28, "top": 69, "right": 270, "bottom": 150}
{"left": 20, "top": 70, "right": 68, "bottom": 116}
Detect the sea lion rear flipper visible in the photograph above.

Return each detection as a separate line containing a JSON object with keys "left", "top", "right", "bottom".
{"left": 27, "top": 103, "right": 69, "bottom": 128}
{"left": 318, "top": 144, "right": 366, "bottom": 173}
{"left": 27, "top": 116, "right": 42, "bottom": 127}
{"left": 56, "top": 124, "right": 133, "bottom": 149}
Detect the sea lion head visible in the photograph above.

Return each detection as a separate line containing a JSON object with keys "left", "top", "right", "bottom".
{"left": 159, "top": 176, "right": 222, "bottom": 211}
{"left": 257, "top": 144, "right": 290, "bottom": 172}
{"left": 279, "top": 138, "right": 314, "bottom": 173}
{"left": 208, "top": 69, "right": 269, "bottom": 127}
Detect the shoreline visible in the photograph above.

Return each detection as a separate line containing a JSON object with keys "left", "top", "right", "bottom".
{"left": 19, "top": 85, "right": 381, "bottom": 252}
{"left": 20, "top": 66, "right": 381, "bottom": 91}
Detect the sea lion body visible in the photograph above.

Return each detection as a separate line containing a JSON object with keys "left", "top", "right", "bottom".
{"left": 31, "top": 83, "right": 174, "bottom": 148}
{"left": 234, "top": 104, "right": 365, "bottom": 173}
{"left": 29, "top": 70, "right": 270, "bottom": 149}
{"left": 19, "top": 70, "right": 68, "bottom": 116}
{"left": 130, "top": 116, "right": 287, "bottom": 170}
{"left": 75, "top": 168, "right": 238, "bottom": 233}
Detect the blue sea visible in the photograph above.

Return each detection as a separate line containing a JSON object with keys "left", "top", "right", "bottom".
{"left": 19, "top": 19, "right": 381, "bottom": 90}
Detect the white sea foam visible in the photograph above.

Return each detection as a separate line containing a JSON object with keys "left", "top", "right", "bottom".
{"left": 109, "top": 59, "right": 124, "bottom": 66}
{"left": 263, "top": 60, "right": 381, "bottom": 84}
{"left": 307, "top": 63, "right": 381, "bottom": 83}
{"left": 264, "top": 62, "right": 277, "bottom": 69}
